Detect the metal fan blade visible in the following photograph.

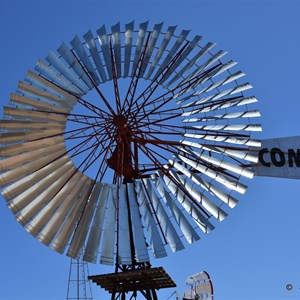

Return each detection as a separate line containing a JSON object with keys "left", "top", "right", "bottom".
{"left": 10, "top": 93, "right": 69, "bottom": 114}
{"left": 145, "top": 25, "right": 177, "bottom": 80}
{"left": 123, "top": 21, "right": 134, "bottom": 78}
{"left": 96, "top": 25, "right": 113, "bottom": 80}
{"left": 127, "top": 183, "right": 150, "bottom": 262}
{"left": 57, "top": 42, "right": 94, "bottom": 90}
{"left": 183, "top": 132, "right": 261, "bottom": 147}
{"left": 183, "top": 109, "right": 260, "bottom": 123}
{"left": 2, "top": 155, "right": 70, "bottom": 201}
{"left": 35, "top": 60, "right": 83, "bottom": 95}
{"left": 131, "top": 21, "right": 149, "bottom": 77}
{"left": 0, "top": 120, "right": 64, "bottom": 131}
{"left": 4, "top": 106, "right": 67, "bottom": 123}
{"left": 172, "top": 155, "right": 247, "bottom": 194}
{"left": 180, "top": 50, "right": 228, "bottom": 88}
{"left": 165, "top": 41, "right": 215, "bottom": 88}
{"left": 111, "top": 22, "right": 122, "bottom": 78}
{"left": 67, "top": 182, "right": 102, "bottom": 259}
{"left": 159, "top": 170, "right": 215, "bottom": 233}
{"left": 46, "top": 51, "right": 89, "bottom": 94}
{"left": 50, "top": 178, "right": 93, "bottom": 254}
{"left": 144, "top": 178, "right": 185, "bottom": 252}
{"left": 37, "top": 173, "right": 89, "bottom": 246}
{"left": 181, "top": 139, "right": 258, "bottom": 163}
{"left": 118, "top": 184, "right": 133, "bottom": 265}
{"left": 83, "top": 29, "right": 108, "bottom": 82}
{"left": 181, "top": 83, "right": 253, "bottom": 111}
{"left": 0, "top": 146, "right": 66, "bottom": 188}
{"left": 135, "top": 182, "right": 167, "bottom": 259}
{"left": 16, "top": 165, "right": 77, "bottom": 226}
{"left": 0, "top": 136, "right": 64, "bottom": 157}
{"left": 17, "top": 81, "right": 73, "bottom": 110}
{"left": 8, "top": 160, "right": 75, "bottom": 214}
{"left": 70, "top": 35, "right": 101, "bottom": 85}
{"left": 169, "top": 170, "right": 228, "bottom": 221}
{"left": 173, "top": 165, "right": 238, "bottom": 209}
{"left": 152, "top": 29, "right": 190, "bottom": 80}
{"left": 26, "top": 172, "right": 83, "bottom": 237}
{"left": 139, "top": 22, "right": 164, "bottom": 78}
{"left": 159, "top": 35, "right": 202, "bottom": 85}
{"left": 26, "top": 70, "right": 78, "bottom": 105}
{"left": 0, "top": 129, "right": 64, "bottom": 145}
{"left": 99, "top": 185, "right": 116, "bottom": 265}
{"left": 180, "top": 147, "right": 254, "bottom": 178}
{"left": 0, "top": 142, "right": 65, "bottom": 173}
{"left": 152, "top": 175, "right": 201, "bottom": 243}
{"left": 185, "top": 96, "right": 258, "bottom": 116}
{"left": 83, "top": 183, "right": 109, "bottom": 263}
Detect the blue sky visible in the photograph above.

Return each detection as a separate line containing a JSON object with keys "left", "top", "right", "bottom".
{"left": 0, "top": 1, "right": 300, "bottom": 300}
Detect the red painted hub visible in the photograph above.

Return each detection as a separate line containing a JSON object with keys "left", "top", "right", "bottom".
{"left": 107, "top": 114, "right": 136, "bottom": 183}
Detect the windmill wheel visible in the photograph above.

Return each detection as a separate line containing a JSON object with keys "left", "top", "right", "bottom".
{"left": 0, "top": 22, "right": 261, "bottom": 265}
{"left": 184, "top": 271, "right": 214, "bottom": 300}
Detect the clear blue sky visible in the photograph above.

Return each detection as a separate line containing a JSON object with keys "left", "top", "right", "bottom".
{"left": 0, "top": 1, "right": 300, "bottom": 300}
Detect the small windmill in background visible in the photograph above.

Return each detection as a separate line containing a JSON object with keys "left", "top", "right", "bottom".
{"left": 179, "top": 271, "right": 214, "bottom": 300}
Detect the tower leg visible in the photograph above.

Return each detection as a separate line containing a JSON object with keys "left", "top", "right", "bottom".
{"left": 151, "top": 289, "right": 158, "bottom": 300}
{"left": 66, "top": 257, "right": 93, "bottom": 300}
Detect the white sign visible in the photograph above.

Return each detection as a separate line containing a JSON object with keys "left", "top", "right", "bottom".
{"left": 251, "top": 136, "right": 300, "bottom": 179}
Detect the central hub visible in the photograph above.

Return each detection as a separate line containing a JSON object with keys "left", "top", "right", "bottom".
{"left": 113, "top": 114, "right": 131, "bottom": 138}
{"left": 108, "top": 114, "right": 136, "bottom": 182}
{"left": 113, "top": 114, "right": 127, "bottom": 128}
{"left": 113, "top": 114, "right": 129, "bottom": 137}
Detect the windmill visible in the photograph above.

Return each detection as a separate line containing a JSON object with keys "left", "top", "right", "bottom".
{"left": 0, "top": 22, "right": 261, "bottom": 299}
{"left": 181, "top": 271, "right": 214, "bottom": 300}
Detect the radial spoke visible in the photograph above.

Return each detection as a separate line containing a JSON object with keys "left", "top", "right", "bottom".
{"left": 134, "top": 121, "right": 185, "bottom": 135}
{"left": 135, "top": 136, "right": 182, "bottom": 147}
{"left": 143, "top": 143, "right": 179, "bottom": 165}
{"left": 75, "top": 143, "right": 101, "bottom": 173}
{"left": 32, "top": 108, "right": 110, "bottom": 123}
{"left": 81, "top": 139, "right": 113, "bottom": 173}
{"left": 134, "top": 63, "right": 221, "bottom": 117}
{"left": 134, "top": 130, "right": 183, "bottom": 136}
{"left": 65, "top": 125, "right": 98, "bottom": 140}
{"left": 138, "top": 112, "right": 183, "bottom": 128}
{"left": 78, "top": 98, "right": 111, "bottom": 118}
{"left": 131, "top": 64, "right": 222, "bottom": 126}
{"left": 135, "top": 106, "right": 184, "bottom": 117}
{"left": 71, "top": 50, "right": 116, "bottom": 116}
{"left": 67, "top": 117, "right": 110, "bottom": 129}
{"left": 126, "top": 41, "right": 190, "bottom": 120}
{"left": 64, "top": 120, "right": 114, "bottom": 143}
{"left": 36, "top": 71, "right": 111, "bottom": 118}
{"left": 68, "top": 133, "right": 108, "bottom": 159}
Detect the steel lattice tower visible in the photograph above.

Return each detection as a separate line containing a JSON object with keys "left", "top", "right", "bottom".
{"left": 66, "top": 258, "right": 93, "bottom": 300}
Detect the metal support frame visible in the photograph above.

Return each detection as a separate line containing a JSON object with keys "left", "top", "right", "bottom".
{"left": 111, "top": 263, "right": 158, "bottom": 300}
{"left": 67, "top": 257, "right": 93, "bottom": 300}
{"left": 89, "top": 265, "right": 176, "bottom": 300}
